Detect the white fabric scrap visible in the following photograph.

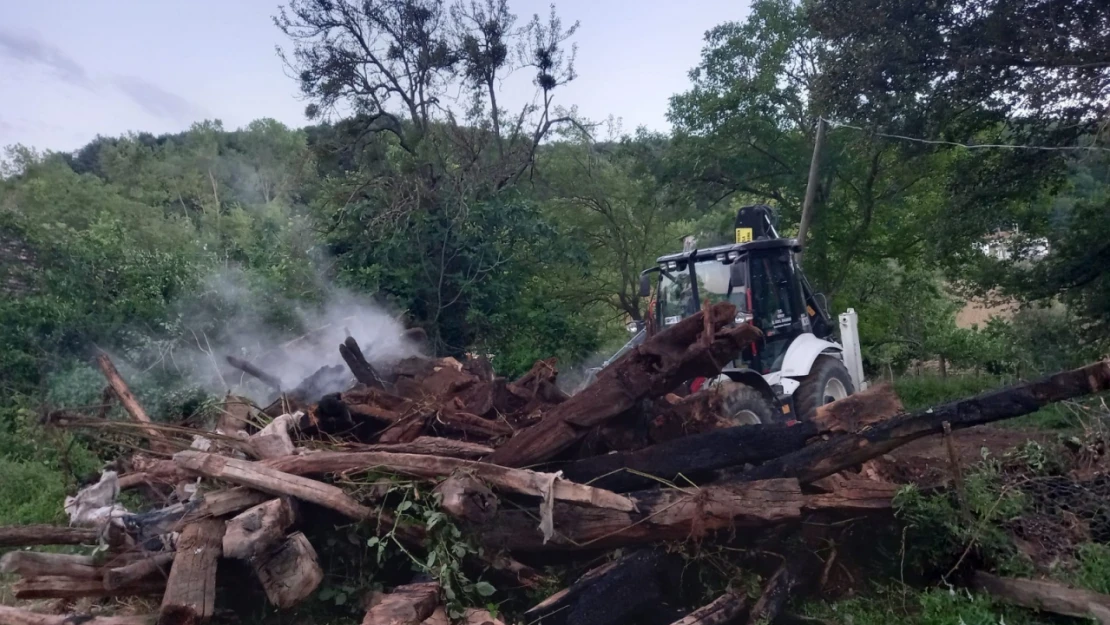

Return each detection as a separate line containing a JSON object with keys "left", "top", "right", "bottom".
{"left": 537, "top": 470, "right": 563, "bottom": 544}
{"left": 64, "top": 471, "right": 129, "bottom": 529}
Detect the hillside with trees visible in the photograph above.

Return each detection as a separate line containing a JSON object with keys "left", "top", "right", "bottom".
{"left": 1, "top": 0, "right": 1108, "bottom": 622}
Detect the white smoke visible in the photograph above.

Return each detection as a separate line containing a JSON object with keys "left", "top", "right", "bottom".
{"left": 170, "top": 269, "right": 423, "bottom": 404}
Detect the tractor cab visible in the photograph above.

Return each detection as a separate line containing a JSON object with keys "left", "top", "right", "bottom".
{"left": 641, "top": 205, "right": 834, "bottom": 375}
{"left": 588, "top": 204, "right": 863, "bottom": 424}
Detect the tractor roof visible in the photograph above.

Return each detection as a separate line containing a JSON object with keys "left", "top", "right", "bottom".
{"left": 654, "top": 238, "right": 798, "bottom": 265}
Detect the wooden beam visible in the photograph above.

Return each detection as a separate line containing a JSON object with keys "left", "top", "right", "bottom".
{"left": 360, "top": 582, "right": 440, "bottom": 625}
{"left": 1, "top": 551, "right": 101, "bottom": 579}
{"left": 337, "top": 437, "right": 493, "bottom": 459}
{"left": 262, "top": 451, "right": 636, "bottom": 512}
{"left": 253, "top": 532, "right": 323, "bottom": 608}
{"left": 972, "top": 571, "right": 1110, "bottom": 623}
{"left": 159, "top": 519, "right": 224, "bottom": 625}
{"left": 105, "top": 553, "right": 175, "bottom": 591}
{"left": 0, "top": 606, "right": 154, "bottom": 625}
{"left": 174, "top": 451, "right": 372, "bottom": 521}
{"left": 489, "top": 304, "right": 761, "bottom": 467}
{"left": 95, "top": 353, "right": 168, "bottom": 450}
{"left": 13, "top": 576, "right": 164, "bottom": 600}
{"left": 223, "top": 498, "right": 296, "bottom": 560}
{"left": 0, "top": 525, "right": 97, "bottom": 547}
{"left": 479, "top": 479, "right": 804, "bottom": 551}
{"left": 743, "top": 360, "right": 1110, "bottom": 485}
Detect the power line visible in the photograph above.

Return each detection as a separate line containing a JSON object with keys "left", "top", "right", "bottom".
{"left": 823, "top": 118, "right": 1110, "bottom": 153}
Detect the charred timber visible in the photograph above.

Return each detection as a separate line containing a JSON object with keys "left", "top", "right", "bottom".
{"left": 489, "top": 304, "right": 762, "bottom": 467}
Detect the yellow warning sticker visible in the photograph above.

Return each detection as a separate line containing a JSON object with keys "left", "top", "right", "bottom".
{"left": 735, "top": 227, "right": 753, "bottom": 243}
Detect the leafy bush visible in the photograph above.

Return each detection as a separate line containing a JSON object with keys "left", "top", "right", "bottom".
{"left": 805, "top": 585, "right": 1044, "bottom": 625}
{"left": 894, "top": 458, "right": 1032, "bottom": 578}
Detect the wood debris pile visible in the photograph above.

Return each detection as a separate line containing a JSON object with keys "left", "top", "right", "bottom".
{"left": 3, "top": 302, "right": 1110, "bottom": 625}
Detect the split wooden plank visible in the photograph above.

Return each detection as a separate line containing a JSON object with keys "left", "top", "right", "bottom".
{"left": 360, "top": 581, "right": 440, "bottom": 625}
{"left": 223, "top": 498, "right": 296, "bottom": 560}
{"left": 105, "top": 553, "right": 175, "bottom": 590}
{"left": 489, "top": 304, "right": 762, "bottom": 467}
{"left": 159, "top": 519, "right": 224, "bottom": 625}
{"left": 253, "top": 532, "right": 323, "bottom": 608}
{"left": 248, "top": 414, "right": 296, "bottom": 459}
{"left": 743, "top": 360, "right": 1110, "bottom": 485}
{"left": 0, "top": 606, "right": 154, "bottom": 625}
{"left": 174, "top": 451, "right": 372, "bottom": 521}
{"left": 95, "top": 353, "right": 169, "bottom": 450}
{"left": 1, "top": 551, "right": 101, "bottom": 579}
{"left": 669, "top": 592, "right": 747, "bottom": 625}
{"left": 13, "top": 576, "right": 164, "bottom": 600}
{"left": 972, "top": 571, "right": 1110, "bottom": 624}
{"left": 0, "top": 525, "right": 98, "bottom": 547}
{"left": 337, "top": 437, "right": 493, "bottom": 459}
{"left": 262, "top": 451, "right": 636, "bottom": 512}
{"left": 479, "top": 479, "right": 804, "bottom": 551}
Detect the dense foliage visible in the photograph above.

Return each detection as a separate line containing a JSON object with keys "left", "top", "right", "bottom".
{"left": 0, "top": 0, "right": 1106, "bottom": 529}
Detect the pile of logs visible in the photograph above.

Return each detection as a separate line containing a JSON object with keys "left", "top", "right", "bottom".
{"left": 3, "top": 302, "right": 1110, "bottom": 625}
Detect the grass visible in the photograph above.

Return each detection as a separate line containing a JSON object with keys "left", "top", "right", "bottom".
{"left": 0, "top": 457, "right": 69, "bottom": 526}
{"left": 893, "top": 373, "right": 1079, "bottom": 430}
{"left": 803, "top": 585, "right": 1052, "bottom": 625}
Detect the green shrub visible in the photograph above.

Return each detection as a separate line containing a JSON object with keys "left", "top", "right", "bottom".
{"left": 1071, "top": 543, "right": 1110, "bottom": 594}
{"left": 894, "top": 374, "right": 1003, "bottom": 411}
{"left": 0, "top": 457, "right": 69, "bottom": 525}
{"left": 805, "top": 585, "right": 1046, "bottom": 625}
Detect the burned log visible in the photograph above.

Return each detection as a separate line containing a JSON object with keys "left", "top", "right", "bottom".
{"left": 253, "top": 532, "right": 323, "bottom": 608}
{"left": 261, "top": 450, "right": 636, "bottom": 511}
{"left": 160, "top": 519, "right": 224, "bottom": 625}
{"left": 742, "top": 360, "right": 1110, "bottom": 485}
{"left": 340, "top": 336, "right": 385, "bottom": 389}
{"left": 223, "top": 498, "right": 296, "bottom": 560}
{"left": 361, "top": 581, "right": 440, "bottom": 625}
{"left": 561, "top": 421, "right": 819, "bottom": 492}
{"left": 972, "top": 571, "right": 1110, "bottom": 623}
{"left": 0, "top": 524, "right": 97, "bottom": 547}
{"left": 562, "top": 382, "right": 904, "bottom": 492}
{"left": 524, "top": 549, "right": 681, "bottom": 625}
{"left": 489, "top": 304, "right": 761, "bottom": 467}
{"left": 746, "top": 548, "right": 819, "bottom": 625}
{"left": 669, "top": 592, "right": 747, "bottom": 625}
{"left": 226, "top": 356, "right": 283, "bottom": 392}
{"left": 0, "top": 606, "right": 154, "bottom": 625}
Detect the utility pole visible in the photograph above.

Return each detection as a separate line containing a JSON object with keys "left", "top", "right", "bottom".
{"left": 796, "top": 118, "right": 827, "bottom": 261}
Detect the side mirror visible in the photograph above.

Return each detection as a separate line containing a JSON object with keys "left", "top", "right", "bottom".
{"left": 639, "top": 273, "right": 652, "bottom": 297}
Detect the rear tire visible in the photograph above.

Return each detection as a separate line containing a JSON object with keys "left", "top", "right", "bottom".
{"left": 718, "top": 382, "right": 780, "bottom": 426}
{"left": 794, "top": 355, "right": 854, "bottom": 421}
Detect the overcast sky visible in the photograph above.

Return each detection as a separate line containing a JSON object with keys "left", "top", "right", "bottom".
{"left": 0, "top": 0, "right": 749, "bottom": 152}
